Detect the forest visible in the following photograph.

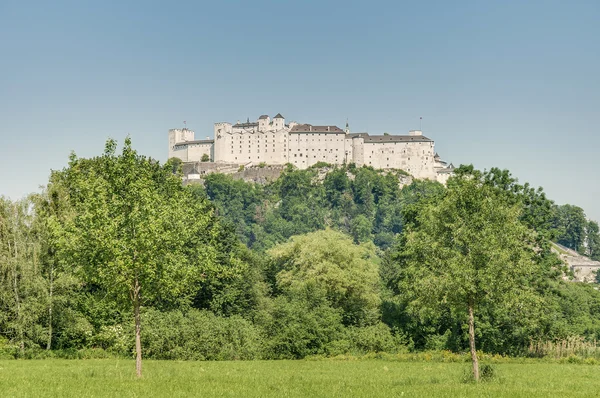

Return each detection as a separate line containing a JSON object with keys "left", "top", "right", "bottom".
{"left": 2, "top": 138, "right": 600, "bottom": 378}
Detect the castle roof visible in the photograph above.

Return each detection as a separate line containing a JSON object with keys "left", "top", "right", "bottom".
{"left": 347, "top": 133, "right": 369, "bottom": 139}
{"left": 289, "top": 124, "right": 344, "bottom": 134}
{"left": 258, "top": 115, "right": 269, "bottom": 120}
{"left": 233, "top": 122, "right": 259, "bottom": 128}
{"left": 364, "top": 135, "right": 433, "bottom": 143}
{"left": 274, "top": 113, "right": 284, "bottom": 119}
{"left": 175, "top": 139, "right": 214, "bottom": 146}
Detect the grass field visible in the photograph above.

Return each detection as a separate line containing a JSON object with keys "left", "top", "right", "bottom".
{"left": 0, "top": 358, "right": 598, "bottom": 397}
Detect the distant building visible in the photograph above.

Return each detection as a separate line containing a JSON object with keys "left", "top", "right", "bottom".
{"left": 168, "top": 113, "right": 454, "bottom": 182}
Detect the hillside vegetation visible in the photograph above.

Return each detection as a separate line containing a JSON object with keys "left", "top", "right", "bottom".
{"left": 1, "top": 139, "right": 600, "bottom": 379}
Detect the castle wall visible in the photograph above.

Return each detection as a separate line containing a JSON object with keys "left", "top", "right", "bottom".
{"left": 168, "top": 128, "right": 194, "bottom": 159}
{"left": 169, "top": 114, "right": 451, "bottom": 182}
{"left": 351, "top": 136, "right": 365, "bottom": 166}
{"left": 288, "top": 132, "right": 349, "bottom": 167}
{"left": 363, "top": 140, "right": 435, "bottom": 179}
{"left": 218, "top": 129, "right": 290, "bottom": 165}
{"left": 171, "top": 144, "right": 189, "bottom": 162}
{"left": 187, "top": 142, "right": 213, "bottom": 161}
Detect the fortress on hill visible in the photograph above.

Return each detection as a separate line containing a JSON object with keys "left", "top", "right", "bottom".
{"left": 168, "top": 113, "right": 454, "bottom": 183}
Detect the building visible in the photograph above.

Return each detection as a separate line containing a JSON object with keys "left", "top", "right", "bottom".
{"left": 168, "top": 113, "right": 454, "bottom": 182}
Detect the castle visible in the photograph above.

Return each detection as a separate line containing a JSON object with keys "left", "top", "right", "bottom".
{"left": 168, "top": 113, "right": 454, "bottom": 183}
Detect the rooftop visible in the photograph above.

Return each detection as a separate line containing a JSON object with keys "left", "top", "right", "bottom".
{"left": 233, "top": 122, "right": 259, "bottom": 128}
{"left": 364, "top": 135, "right": 433, "bottom": 143}
{"left": 289, "top": 124, "right": 345, "bottom": 134}
{"left": 174, "top": 139, "right": 214, "bottom": 146}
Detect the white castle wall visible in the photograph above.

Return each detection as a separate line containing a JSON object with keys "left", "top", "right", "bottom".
{"left": 187, "top": 142, "right": 213, "bottom": 161}
{"left": 169, "top": 114, "right": 452, "bottom": 182}
{"left": 288, "top": 130, "right": 349, "bottom": 168}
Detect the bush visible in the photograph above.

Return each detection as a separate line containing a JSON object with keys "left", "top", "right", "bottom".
{"left": 461, "top": 363, "right": 497, "bottom": 383}
{"left": 142, "top": 309, "right": 263, "bottom": 360}
{"left": 258, "top": 295, "right": 344, "bottom": 359}
{"left": 91, "top": 324, "right": 131, "bottom": 355}
{"left": 342, "top": 323, "right": 407, "bottom": 354}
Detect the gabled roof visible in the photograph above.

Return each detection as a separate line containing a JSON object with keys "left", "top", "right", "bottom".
{"left": 273, "top": 113, "right": 284, "bottom": 119}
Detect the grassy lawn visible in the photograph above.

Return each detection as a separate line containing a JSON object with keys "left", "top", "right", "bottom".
{"left": 0, "top": 359, "right": 598, "bottom": 397}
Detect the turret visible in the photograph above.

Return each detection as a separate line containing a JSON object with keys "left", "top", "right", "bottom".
{"left": 273, "top": 113, "right": 285, "bottom": 130}
{"left": 168, "top": 128, "right": 194, "bottom": 159}
{"left": 258, "top": 115, "right": 270, "bottom": 132}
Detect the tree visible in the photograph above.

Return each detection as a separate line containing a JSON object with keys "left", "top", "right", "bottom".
{"left": 553, "top": 204, "right": 587, "bottom": 252}
{"left": 585, "top": 221, "right": 600, "bottom": 261}
{"left": 201, "top": 153, "right": 210, "bottom": 162}
{"left": 0, "top": 197, "right": 46, "bottom": 354}
{"left": 50, "top": 138, "right": 224, "bottom": 377}
{"left": 398, "top": 176, "right": 539, "bottom": 381}
{"left": 268, "top": 229, "right": 381, "bottom": 326}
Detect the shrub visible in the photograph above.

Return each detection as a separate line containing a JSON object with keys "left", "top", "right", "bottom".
{"left": 337, "top": 323, "right": 407, "bottom": 354}
{"left": 258, "top": 295, "right": 344, "bottom": 359}
{"left": 461, "top": 363, "right": 497, "bottom": 383}
{"left": 91, "top": 324, "right": 131, "bottom": 355}
{"left": 142, "top": 309, "right": 263, "bottom": 360}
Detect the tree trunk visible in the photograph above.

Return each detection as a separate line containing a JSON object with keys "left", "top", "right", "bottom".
{"left": 134, "top": 278, "right": 142, "bottom": 378}
{"left": 468, "top": 298, "right": 479, "bottom": 382}
{"left": 47, "top": 265, "right": 54, "bottom": 350}
{"left": 10, "top": 238, "right": 25, "bottom": 355}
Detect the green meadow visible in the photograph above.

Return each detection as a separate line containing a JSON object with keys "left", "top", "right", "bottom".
{"left": 1, "top": 359, "right": 598, "bottom": 398}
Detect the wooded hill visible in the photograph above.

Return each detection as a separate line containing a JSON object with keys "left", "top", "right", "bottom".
{"left": 1, "top": 139, "right": 599, "bottom": 378}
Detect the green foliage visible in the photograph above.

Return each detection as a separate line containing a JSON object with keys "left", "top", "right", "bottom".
{"left": 201, "top": 153, "right": 210, "bottom": 162}
{"left": 4, "top": 135, "right": 600, "bottom": 367}
{"left": 46, "top": 138, "right": 245, "bottom": 375}
{"left": 553, "top": 204, "right": 587, "bottom": 252}
{"left": 268, "top": 230, "right": 381, "bottom": 326}
{"left": 257, "top": 293, "right": 344, "bottom": 359}
{"left": 586, "top": 220, "right": 600, "bottom": 260}
{"left": 142, "top": 309, "right": 263, "bottom": 360}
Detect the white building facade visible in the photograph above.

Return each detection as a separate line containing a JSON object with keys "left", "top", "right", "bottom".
{"left": 168, "top": 114, "right": 453, "bottom": 182}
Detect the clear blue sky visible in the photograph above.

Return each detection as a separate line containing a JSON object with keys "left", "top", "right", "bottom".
{"left": 1, "top": 0, "right": 599, "bottom": 220}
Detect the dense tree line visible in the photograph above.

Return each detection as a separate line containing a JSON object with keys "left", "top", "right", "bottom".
{"left": 2, "top": 140, "right": 600, "bottom": 377}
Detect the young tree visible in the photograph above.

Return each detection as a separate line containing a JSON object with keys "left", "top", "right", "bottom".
{"left": 51, "top": 138, "right": 223, "bottom": 377}
{"left": 268, "top": 229, "right": 381, "bottom": 326}
{"left": 398, "top": 177, "right": 539, "bottom": 381}
{"left": 0, "top": 198, "right": 46, "bottom": 354}
{"left": 585, "top": 221, "right": 600, "bottom": 261}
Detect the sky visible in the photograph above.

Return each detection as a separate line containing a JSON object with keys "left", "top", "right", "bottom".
{"left": 1, "top": 0, "right": 599, "bottom": 219}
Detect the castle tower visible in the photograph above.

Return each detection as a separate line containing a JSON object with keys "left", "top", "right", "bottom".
{"left": 258, "top": 115, "right": 270, "bottom": 132}
{"left": 273, "top": 113, "right": 285, "bottom": 130}
{"left": 168, "top": 128, "right": 194, "bottom": 159}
